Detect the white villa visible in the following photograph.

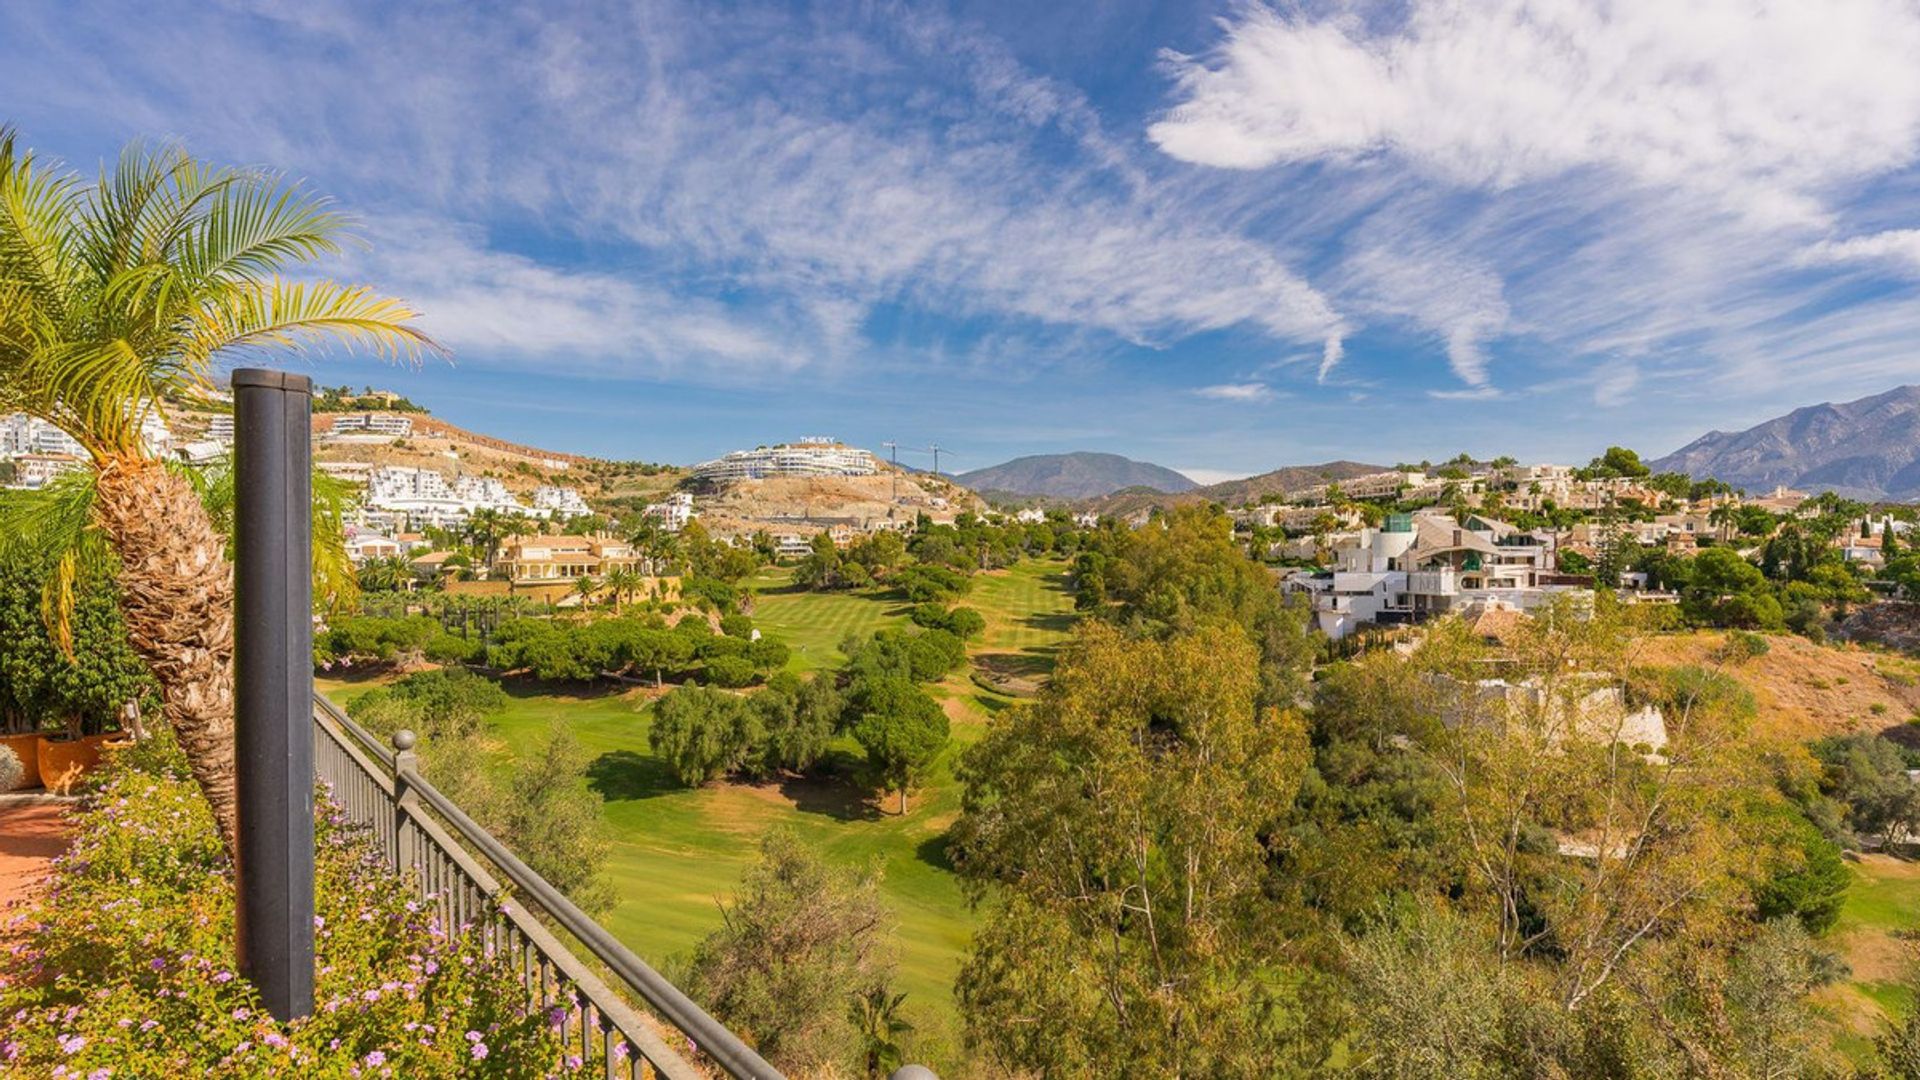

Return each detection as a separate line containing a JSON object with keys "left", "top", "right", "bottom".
{"left": 1283, "top": 511, "right": 1589, "bottom": 640}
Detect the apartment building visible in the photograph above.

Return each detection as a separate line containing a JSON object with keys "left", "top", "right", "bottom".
{"left": 1284, "top": 470, "right": 1428, "bottom": 505}
{"left": 329, "top": 413, "right": 414, "bottom": 439}
{"left": 641, "top": 492, "right": 696, "bottom": 533}
{"left": 691, "top": 438, "right": 879, "bottom": 484}
{"left": 532, "top": 486, "right": 593, "bottom": 519}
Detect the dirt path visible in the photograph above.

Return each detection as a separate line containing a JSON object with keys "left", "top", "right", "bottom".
{"left": 0, "top": 800, "right": 72, "bottom": 911}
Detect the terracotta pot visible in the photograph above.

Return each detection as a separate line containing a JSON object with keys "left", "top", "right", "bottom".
{"left": 0, "top": 732, "right": 45, "bottom": 790}
{"left": 37, "top": 737, "right": 104, "bottom": 794}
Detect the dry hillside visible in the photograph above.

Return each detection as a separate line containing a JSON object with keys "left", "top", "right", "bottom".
{"left": 1635, "top": 630, "right": 1920, "bottom": 743}
{"left": 696, "top": 470, "right": 983, "bottom": 537}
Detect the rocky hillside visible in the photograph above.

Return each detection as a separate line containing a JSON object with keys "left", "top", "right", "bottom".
{"left": 957, "top": 452, "right": 1195, "bottom": 500}
{"left": 1191, "top": 460, "right": 1389, "bottom": 506}
{"left": 1651, "top": 384, "right": 1920, "bottom": 501}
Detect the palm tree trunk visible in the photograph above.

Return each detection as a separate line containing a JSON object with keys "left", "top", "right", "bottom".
{"left": 93, "top": 460, "right": 238, "bottom": 845}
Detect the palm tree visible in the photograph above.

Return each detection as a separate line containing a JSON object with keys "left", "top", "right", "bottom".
{"left": 601, "top": 566, "right": 641, "bottom": 614}
{"left": 0, "top": 129, "right": 434, "bottom": 843}
{"left": 570, "top": 573, "right": 600, "bottom": 611}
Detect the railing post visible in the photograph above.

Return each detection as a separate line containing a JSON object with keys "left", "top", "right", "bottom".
{"left": 393, "top": 729, "right": 419, "bottom": 875}
{"left": 232, "top": 368, "right": 315, "bottom": 1022}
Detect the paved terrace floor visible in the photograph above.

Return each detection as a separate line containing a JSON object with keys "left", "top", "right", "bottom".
{"left": 0, "top": 797, "right": 73, "bottom": 911}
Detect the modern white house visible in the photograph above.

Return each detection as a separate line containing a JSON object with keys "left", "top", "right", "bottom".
{"left": 1284, "top": 512, "right": 1589, "bottom": 639}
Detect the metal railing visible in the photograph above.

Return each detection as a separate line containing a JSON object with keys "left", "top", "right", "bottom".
{"left": 312, "top": 692, "right": 783, "bottom": 1080}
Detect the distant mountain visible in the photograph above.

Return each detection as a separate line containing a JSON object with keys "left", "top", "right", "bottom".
{"left": 1191, "top": 460, "right": 1390, "bottom": 506}
{"left": 956, "top": 453, "right": 1197, "bottom": 500}
{"left": 1650, "top": 385, "right": 1920, "bottom": 501}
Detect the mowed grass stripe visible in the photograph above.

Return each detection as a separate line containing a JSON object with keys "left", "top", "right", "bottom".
{"left": 316, "top": 558, "right": 1077, "bottom": 1070}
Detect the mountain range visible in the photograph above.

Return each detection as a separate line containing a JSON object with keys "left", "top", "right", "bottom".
{"left": 1651, "top": 385, "right": 1920, "bottom": 501}
{"left": 955, "top": 452, "right": 1197, "bottom": 500}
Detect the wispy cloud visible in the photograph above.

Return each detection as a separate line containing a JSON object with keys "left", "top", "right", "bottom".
{"left": 1150, "top": 0, "right": 1920, "bottom": 227}
{"left": 1798, "top": 229, "right": 1920, "bottom": 276}
{"left": 1193, "top": 382, "right": 1276, "bottom": 402}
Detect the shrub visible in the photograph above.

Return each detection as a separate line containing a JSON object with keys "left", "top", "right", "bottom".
{"left": 719, "top": 614, "right": 754, "bottom": 639}
{"left": 705, "top": 654, "right": 759, "bottom": 688}
{"left": 1714, "top": 630, "right": 1772, "bottom": 664}
{"left": 425, "top": 631, "right": 483, "bottom": 665}
{"left": 650, "top": 686, "right": 760, "bottom": 785}
{"left": 0, "top": 754, "right": 592, "bottom": 1076}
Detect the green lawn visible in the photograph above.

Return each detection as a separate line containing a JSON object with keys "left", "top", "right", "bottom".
{"left": 319, "top": 557, "right": 1077, "bottom": 1069}
{"left": 1822, "top": 854, "right": 1920, "bottom": 1065}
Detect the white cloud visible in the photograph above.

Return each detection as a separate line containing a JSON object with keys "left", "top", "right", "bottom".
{"left": 1798, "top": 229, "right": 1920, "bottom": 275}
{"left": 1193, "top": 382, "right": 1276, "bottom": 402}
{"left": 345, "top": 219, "right": 805, "bottom": 377}
{"left": 1339, "top": 243, "right": 1511, "bottom": 388}
{"left": 1151, "top": 0, "right": 1920, "bottom": 226}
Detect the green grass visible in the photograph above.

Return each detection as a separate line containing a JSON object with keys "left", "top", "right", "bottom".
{"left": 1823, "top": 855, "right": 1920, "bottom": 1066}
{"left": 319, "top": 557, "right": 1078, "bottom": 1069}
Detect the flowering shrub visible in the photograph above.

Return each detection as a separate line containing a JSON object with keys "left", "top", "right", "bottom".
{"left": 0, "top": 744, "right": 597, "bottom": 1077}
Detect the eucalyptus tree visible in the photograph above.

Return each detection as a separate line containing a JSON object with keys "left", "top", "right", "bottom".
{"left": 0, "top": 128, "right": 433, "bottom": 841}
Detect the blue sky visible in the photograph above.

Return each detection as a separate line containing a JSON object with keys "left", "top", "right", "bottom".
{"left": 7, "top": 1, "right": 1920, "bottom": 482}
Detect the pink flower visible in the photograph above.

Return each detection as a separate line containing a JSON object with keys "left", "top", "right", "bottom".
{"left": 470, "top": 1042, "right": 488, "bottom": 1060}
{"left": 57, "top": 1033, "right": 86, "bottom": 1054}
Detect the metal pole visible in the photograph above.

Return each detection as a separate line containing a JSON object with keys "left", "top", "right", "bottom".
{"left": 393, "top": 729, "right": 419, "bottom": 875}
{"left": 232, "top": 368, "right": 315, "bottom": 1021}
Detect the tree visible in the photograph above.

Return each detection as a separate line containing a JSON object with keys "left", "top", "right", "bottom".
{"left": 649, "top": 685, "right": 759, "bottom": 786}
{"left": 684, "top": 831, "right": 894, "bottom": 1075}
{"left": 952, "top": 622, "right": 1318, "bottom": 1076}
{"left": 0, "top": 129, "right": 433, "bottom": 842}
{"left": 570, "top": 573, "right": 600, "bottom": 610}
{"left": 751, "top": 671, "right": 841, "bottom": 776}
{"left": 851, "top": 677, "right": 947, "bottom": 813}
{"left": 497, "top": 722, "right": 616, "bottom": 914}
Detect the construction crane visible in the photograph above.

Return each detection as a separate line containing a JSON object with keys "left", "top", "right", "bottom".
{"left": 882, "top": 440, "right": 900, "bottom": 503}
{"left": 901, "top": 444, "right": 950, "bottom": 477}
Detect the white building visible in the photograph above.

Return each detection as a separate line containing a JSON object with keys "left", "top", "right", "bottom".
{"left": 5, "top": 453, "right": 84, "bottom": 489}
{"left": 329, "top": 413, "right": 414, "bottom": 439}
{"left": 532, "top": 486, "right": 593, "bottom": 519}
{"left": 1284, "top": 512, "right": 1587, "bottom": 640}
{"left": 363, "top": 466, "right": 530, "bottom": 529}
{"left": 207, "top": 415, "right": 235, "bottom": 445}
{"left": 344, "top": 529, "right": 404, "bottom": 565}
{"left": 1, "top": 413, "right": 84, "bottom": 458}
{"left": 692, "top": 439, "right": 880, "bottom": 484}
{"left": 641, "top": 492, "right": 696, "bottom": 533}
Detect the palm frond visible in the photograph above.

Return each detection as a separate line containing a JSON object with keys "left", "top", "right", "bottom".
{"left": 177, "top": 171, "right": 348, "bottom": 285}
{"left": 0, "top": 126, "right": 84, "bottom": 334}
{"left": 175, "top": 457, "right": 360, "bottom": 615}
{"left": 0, "top": 469, "right": 116, "bottom": 654}
{"left": 188, "top": 276, "right": 441, "bottom": 368}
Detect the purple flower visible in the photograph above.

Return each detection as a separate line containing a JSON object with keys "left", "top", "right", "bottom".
{"left": 470, "top": 1042, "right": 488, "bottom": 1060}
{"left": 364, "top": 1049, "right": 386, "bottom": 1067}
{"left": 212, "top": 970, "right": 234, "bottom": 984}
{"left": 57, "top": 1033, "right": 86, "bottom": 1054}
